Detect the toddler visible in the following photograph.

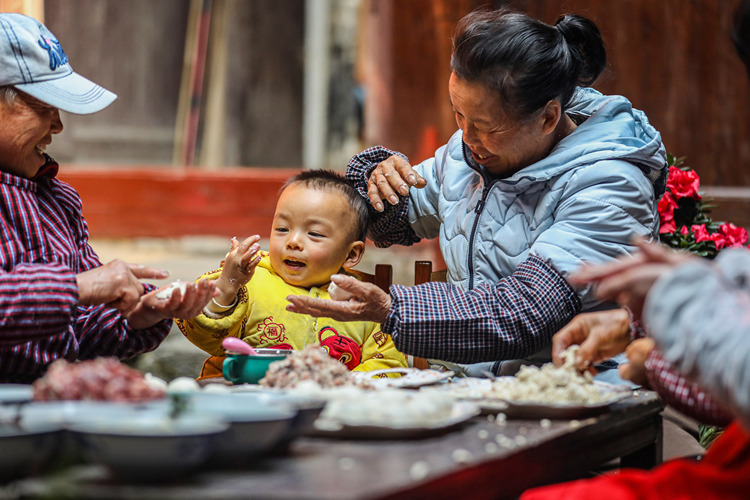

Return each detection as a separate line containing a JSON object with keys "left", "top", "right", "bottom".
{"left": 176, "top": 170, "right": 407, "bottom": 379}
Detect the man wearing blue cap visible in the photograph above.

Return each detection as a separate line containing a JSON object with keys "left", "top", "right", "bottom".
{"left": 0, "top": 13, "right": 218, "bottom": 382}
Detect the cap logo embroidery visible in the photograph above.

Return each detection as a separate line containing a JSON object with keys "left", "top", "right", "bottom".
{"left": 38, "top": 35, "right": 68, "bottom": 70}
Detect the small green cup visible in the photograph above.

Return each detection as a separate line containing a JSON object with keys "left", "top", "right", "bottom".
{"left": 222, "top": 349, "right": 292, "bottom": 384}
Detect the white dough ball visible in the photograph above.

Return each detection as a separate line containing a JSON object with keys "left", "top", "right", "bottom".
{"left": 155, "top": 281, "right": 188, "bottom": 299}
{"left": 328, "top": 280, "right": 354, "bottom": 301}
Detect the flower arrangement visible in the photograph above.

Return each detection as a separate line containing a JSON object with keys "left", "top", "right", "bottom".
{"left": 658, "top": 154, "right": 749, "bottom": 258}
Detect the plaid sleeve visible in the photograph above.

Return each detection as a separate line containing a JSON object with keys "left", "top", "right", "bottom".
{"left": 382, "top": 254, "right": 581, "bottom": 363}
{"left": 345, "top": 146, "right": 421, "bottom": 248}
{"left": 645, "top": 348, "right": 733, "bottom": 427}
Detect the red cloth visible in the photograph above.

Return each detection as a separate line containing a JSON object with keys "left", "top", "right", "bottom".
{"left": 521, "top": 421, "right": 750, "bottom": 500}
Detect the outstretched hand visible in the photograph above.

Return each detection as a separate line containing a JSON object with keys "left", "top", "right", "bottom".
{"left": 552, "top": 308, "right": 632, "bottom": 372}
{"left": 126, "top": 278, "right": 219, "bottom": 330}
{"left": 366, "top": 155, "right": 427, "bottom": 212}
{"left": 286, "top": 274, "right": 392, "bottom": 324}
{"left": 570, "top": 238, "right": 694, "bottom": 319}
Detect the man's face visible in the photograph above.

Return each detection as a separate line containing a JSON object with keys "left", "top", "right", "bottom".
{"left": 0, "top": 91, "right": 63, "bottom": 178}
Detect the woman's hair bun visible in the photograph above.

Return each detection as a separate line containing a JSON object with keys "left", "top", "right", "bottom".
{"left": 555, "top": 14, "right": 606, "bottom": 86}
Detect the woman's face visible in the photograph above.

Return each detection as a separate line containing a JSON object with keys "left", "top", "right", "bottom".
{"left": 449, "top": 72, "right": 555, "bottom": 177}
{"left": 0, "top": 91, "right": 63, "bottom": 178}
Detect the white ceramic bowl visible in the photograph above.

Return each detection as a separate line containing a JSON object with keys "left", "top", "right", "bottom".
{"left": 223, "top": 389, "right": 327, "bottom": 445}
{"left": 0, "top": 384, "right": 32, "bottom": 405}
{"left": 68, "top": 413, "right": 228, "bottom": 482}
{"left": 183, "top": 393, "right": 297, "bottom": 466}
{"left": 20, "top": 400, "right": 160, "bottom": 426}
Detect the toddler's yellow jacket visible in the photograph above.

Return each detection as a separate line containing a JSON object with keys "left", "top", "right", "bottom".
{"left": 176, "top": 253, "right": 407, "bottom": 372}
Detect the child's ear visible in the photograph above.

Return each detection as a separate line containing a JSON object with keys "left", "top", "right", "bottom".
{"left": 343, "top": 241, "right": 366, "bottom": 269}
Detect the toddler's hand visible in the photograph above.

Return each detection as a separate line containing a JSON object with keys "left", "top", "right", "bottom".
{"left": 216, "top": 235, "right": 262, "bottom": 301}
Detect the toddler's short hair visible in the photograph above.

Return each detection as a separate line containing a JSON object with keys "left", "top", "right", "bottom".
{"left": 281, "top": 170, "right": 369, "bottom": 242}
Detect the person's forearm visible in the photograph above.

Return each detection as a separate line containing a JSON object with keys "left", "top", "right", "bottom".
{"left": 384, "top": 255, "right": 581, "bottom": 363}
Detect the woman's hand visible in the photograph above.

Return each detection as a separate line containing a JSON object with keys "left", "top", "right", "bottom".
{"left": 286, "top": 274, "right": 392, "bottom": 324}
{"left": 570, "top": 239, "right": 695, "bottom": 319}
{"left": 618, "top": 338, "right": 656, "bottom": 387}
{"left": 552, "top": 308, "right": 632, "bottom": 372}
{"left": 76, "top": 259, "right": 169, "bottom": 314}
{"left": 367, "top": 155, "right": 427, "bottom": 212}
{"left": 214, "top": 235, "right": 261, "bottom": 305}
{"left": 126, "top": 279, "right": 219, "bottom": 330}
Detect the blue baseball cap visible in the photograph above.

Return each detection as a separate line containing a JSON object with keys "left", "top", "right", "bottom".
{"left": 0, "top": 13, "right": 116, "bottom": 114}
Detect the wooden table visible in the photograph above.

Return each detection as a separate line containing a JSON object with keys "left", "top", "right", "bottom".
{"left": 13, "top": 390, "right": 663, "bottom": 500}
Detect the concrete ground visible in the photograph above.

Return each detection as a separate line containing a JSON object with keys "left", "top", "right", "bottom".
{"left": 91, "top": 237, "right": 436, "bottom": 381}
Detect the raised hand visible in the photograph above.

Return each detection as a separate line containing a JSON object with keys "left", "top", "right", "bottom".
{"left": 366, "top": 155, "right": 427, "bottom": 212}
{"left": 286, "top": 274, "right": 391, "bottom": 324}
{"left": 570, "top": 238, "right": 694, "bottom": 319}
{"left": 214, "top": 235, "right": 262, "bottom": 306}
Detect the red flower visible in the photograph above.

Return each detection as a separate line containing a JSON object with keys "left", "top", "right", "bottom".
{"left": 710, "top": 233, "right": 726, "bottom": 250}
{"left": 658, "top": 191, "right": 679, "bottom": 234}
{"left": 680, "top": 225, "right": 689, "bottom": 236}
{"left": 666, "top": 165, "right": 702, "bottom": 199}
{"left": 692, "top": 224, "right": 711, "bottom": 242}
{"left": 718, "top": 222, "right": 749, "bottom": 248}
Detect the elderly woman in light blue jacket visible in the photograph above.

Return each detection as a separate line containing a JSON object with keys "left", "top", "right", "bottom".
{"left": 287, "top": 8, "right": 667, "bottom": 375}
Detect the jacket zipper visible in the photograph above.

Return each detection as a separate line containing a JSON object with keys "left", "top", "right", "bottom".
{"left": 467, "top": 184, "right": 490, "bottom": 290}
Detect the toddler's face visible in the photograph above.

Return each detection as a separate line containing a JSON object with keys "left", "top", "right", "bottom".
{"left": 269, "top": 183, "right": 360, "bottom": 288}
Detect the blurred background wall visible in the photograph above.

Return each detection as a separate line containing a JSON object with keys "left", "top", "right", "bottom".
{"left": 3, "top": 0, "right": 750, "bottom": 232}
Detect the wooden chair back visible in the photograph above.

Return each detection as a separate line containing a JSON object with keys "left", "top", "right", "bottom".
{"left": 350, "top": 264, "right": 393, "bottom": 293}
{"left": 414, "top": 260, "right": 447, "bottom": 285}
{"left": 411, "top": 260, "right": 448, "bottom": 370}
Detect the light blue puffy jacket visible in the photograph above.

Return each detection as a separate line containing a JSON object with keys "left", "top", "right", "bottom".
{"left": 407, "top": 88, "right": 667, "bottom": 311}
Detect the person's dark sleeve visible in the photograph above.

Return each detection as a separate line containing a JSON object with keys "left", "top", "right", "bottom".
{"left": 345, "top": 146, "right": 421, "bottom": 248}
{"left": 382, "top": 254, "right": 582, "bottom": 363}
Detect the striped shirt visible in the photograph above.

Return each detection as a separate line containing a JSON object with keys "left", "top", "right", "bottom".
{"left": 0, "top": 158, "right": 169, "bottom": 383}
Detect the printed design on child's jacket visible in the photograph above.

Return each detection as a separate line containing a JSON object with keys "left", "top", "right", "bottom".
{"left": 372, "top": 330, "right": 388, "bottom": 348}
{"left": 257, "top": 316, "right": 288, "bottom": 345}
{"left": 269, "top": 342, "right": 294, "bottom": 350}
{"left": 211, "top": 328, "right": 229, "bottom": 341}
{"left": 318, "top": 326, "right": 362, "bottom": 370}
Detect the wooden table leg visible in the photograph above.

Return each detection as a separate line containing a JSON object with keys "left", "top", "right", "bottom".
{"left": 621, "top": 413, "right": 663, "bottom": 469}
